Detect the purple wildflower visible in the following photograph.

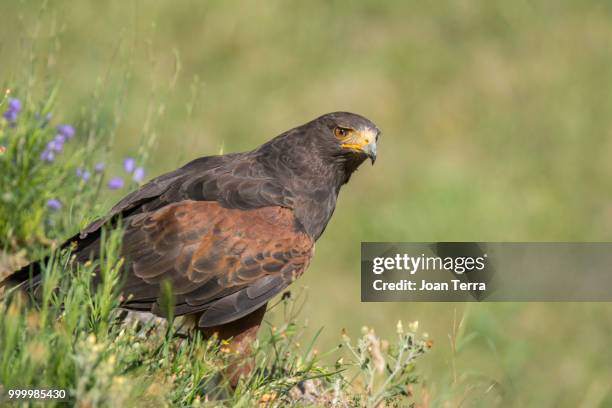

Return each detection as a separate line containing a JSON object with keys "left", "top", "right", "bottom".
{"left": 3, "top": 98, "right": 22, "bottom": 124}
{"left": 3, "top": 110, "right": 18, "bottom": 122}
{"left": 107, "top": 177, "right": 124, "bottom": 190}
{"left": 123, "top": 157, "right": 136, "bottom": 173}
{"left": 76, "top": 167, "right": 92, "bottom": 181}
{"left": 40, "top": 130, "right": 70, "bottom": 164}
{"left": 94, "top": 163, "right": 105, "bottom": 173}
{"left": 132, "top": 167, "right": 145, "bottom": 182}
{"left": 40, "top": 149, "right": 55, "bottom": 162}
{"left": 47, "top": 198, "right": 62, "bottom": 210}
{"left": 57, "top": 124, "right": 75, "bottom": 139}
{"left": 47, "top": 140, "right": 63, "bottom": 153}
{"left": 8, "top": 98, "right": 22, "bottom": 113}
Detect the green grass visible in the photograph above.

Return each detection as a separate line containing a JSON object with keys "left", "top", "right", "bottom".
{"left": 0, "top": 230, "right": 430, "bottom": 407}
{"left": 1, "top": 0, "right": 612, "bottom": 406}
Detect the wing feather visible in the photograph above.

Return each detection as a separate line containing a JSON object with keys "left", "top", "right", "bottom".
{"left": 119, "top": 200, "right": 313, "bottom": 327}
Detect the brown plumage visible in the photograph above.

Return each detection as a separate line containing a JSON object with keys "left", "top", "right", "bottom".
{"left": 2, "top": 111, "right": 379, "bottom": 383}
{"left": 117, "top": 201, "right": 314, "bottom": 327}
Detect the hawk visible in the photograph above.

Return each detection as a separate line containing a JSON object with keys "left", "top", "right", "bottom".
{"left": 2, "top": 112, "right": 379, "bottom": 381}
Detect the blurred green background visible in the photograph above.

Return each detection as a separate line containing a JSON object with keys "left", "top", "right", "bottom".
{"left": 2, "top": 1, "right": 612, "bottom": 406}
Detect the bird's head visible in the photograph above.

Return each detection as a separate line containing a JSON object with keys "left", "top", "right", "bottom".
{"left": 257, "top": 111, "right": 379, "bottom": 188}
{"left": 316, "top": 111, "right": 380, "bottom": 166}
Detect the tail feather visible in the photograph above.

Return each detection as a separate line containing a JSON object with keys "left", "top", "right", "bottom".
{"left": 0, "top": 257, "right": 45, "bottom": 293}
{"left": 0, "top": 229, "right": 96, "bottom": 295}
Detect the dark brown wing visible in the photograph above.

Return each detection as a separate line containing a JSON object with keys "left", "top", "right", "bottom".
{"left": 79, "top": 149, "right": 301, "bottom": 241}
{"left": 116, "top": 200, "right": 314, "bottom": 327}
{"left": 79, "top": 155, "right": 233, "bottom": 238}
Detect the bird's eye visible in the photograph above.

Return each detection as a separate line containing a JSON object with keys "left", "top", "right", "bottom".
{"left": 334, "top": 127, "right": 351, "bottom": 139}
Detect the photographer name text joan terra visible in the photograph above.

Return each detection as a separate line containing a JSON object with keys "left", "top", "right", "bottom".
{"left": 373, "top": 279, "right": 486, "bottom": 292}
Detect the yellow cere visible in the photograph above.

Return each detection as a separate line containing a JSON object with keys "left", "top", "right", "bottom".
{"left": 341, "top": 129, "right": 377, "bottom": 151}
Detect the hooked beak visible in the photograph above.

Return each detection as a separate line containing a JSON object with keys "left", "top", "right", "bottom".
{"left": 363, "top": 139, "right": 377, "bottom": 164}
{"left": 340, "top": 128, "right": 379, "bottom": 165}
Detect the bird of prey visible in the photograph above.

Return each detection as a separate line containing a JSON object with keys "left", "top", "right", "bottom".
{"left": 2, "top": 111, "right": 379, "bottom": 381}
